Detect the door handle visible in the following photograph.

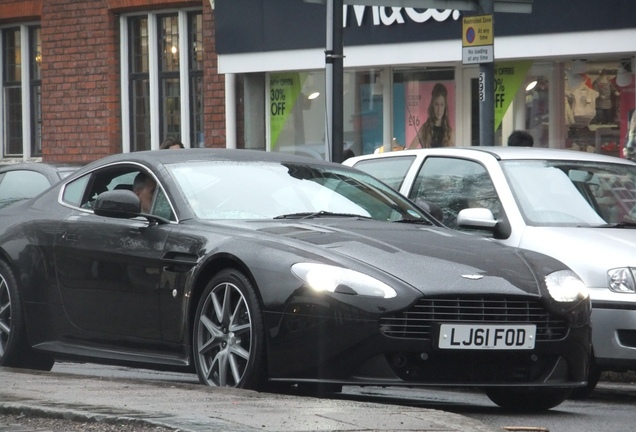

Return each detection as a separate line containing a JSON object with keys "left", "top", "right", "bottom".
{"left": 62, "top": 232, "right": 81, "bottom": 242}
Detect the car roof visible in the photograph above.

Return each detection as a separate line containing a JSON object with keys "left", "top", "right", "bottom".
{"left": 346, "top": 146, "right": 636, "bottom": 166}
{"left": 0, "top": 161, "right": 82, "bottom": 175}
{"left": 79, "top": 148, "right": 347, "bottom": 172}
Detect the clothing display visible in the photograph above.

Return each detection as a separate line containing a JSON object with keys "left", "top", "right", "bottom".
{"left": 570, "top": 82, "right": 599, "bottom": 127}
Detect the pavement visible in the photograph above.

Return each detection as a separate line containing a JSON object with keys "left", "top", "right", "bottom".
{"left": 0, "top": 366, "right": 499, "bottom": 432}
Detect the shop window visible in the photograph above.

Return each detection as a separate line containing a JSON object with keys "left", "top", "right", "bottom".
{"left": 123, "top": 10, "right": 202, "bottom": 152}
{"left": 524, "top": 72, "right": 550, "bottom": 147}
{"left": 188, "top": 13, "right": 204, "bottom": 148}
{"left": 267, "top": 70, "right": 390, "bottom": 160}
{"left": 1, "top": 25, "right": 41, "bottom": 158}
{"left": 393, "top": 69, "right": 455, "bottom": 150}
{"left": 564, "top": 59, "right": 634, "bottom": 157}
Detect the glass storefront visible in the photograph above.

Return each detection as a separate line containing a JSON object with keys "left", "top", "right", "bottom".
{"left": 264, "top": 57, "right": 635, "bottom": 160}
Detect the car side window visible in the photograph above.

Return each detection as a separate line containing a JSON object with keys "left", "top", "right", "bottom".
{"left": 62, "top": 167, "right": 177, "bottom": 222}
{"left": 0, "top": 170, "right": 51, "bottom": 208}
{"left": 80, "top": 170, "right": 138, "bottom": 209}
{"left": 62, "top": 174, "right": 90, "bottom": 207}
{"left": 409, "top": 157, "right": 501, "bottom": 228}
{"left": 151, "top": 188, "right": 175, "bottom": 221}
{"left": 352, "top": 156, "right": 416, "bottom": 191}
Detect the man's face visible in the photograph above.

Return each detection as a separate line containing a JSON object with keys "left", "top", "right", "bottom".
{"left": 136, "top": 179, "right": 156, "bottom": 213}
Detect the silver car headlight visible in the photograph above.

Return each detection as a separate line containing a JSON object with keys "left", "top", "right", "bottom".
{"left": 608, "top": 268, "right": 636, "bottom": 293}
{"left": 545, "top": 270, "right": 589, "bottom": 302}
{"left": 291, "top": 263, "right": 397, "bottom": 298}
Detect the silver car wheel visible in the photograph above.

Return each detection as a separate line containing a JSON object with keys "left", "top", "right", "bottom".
{"left": 0, "top": 274, "right": 10, "bottom": 358}
{"left": 195, "top": 281, "right": 253, "bottom": 387}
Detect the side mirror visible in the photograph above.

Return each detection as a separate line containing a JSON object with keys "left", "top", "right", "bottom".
{"left": 93, "top": 189, "right": 141, "bottom": 219}
{"left": 457, "top": 207, "right": 497, "bottom": 230}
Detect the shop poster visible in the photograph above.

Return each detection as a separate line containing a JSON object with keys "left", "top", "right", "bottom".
{"left": 494, "top": 61, "right": 533, "bottom": 130}
{"left": 269, "top": 73, "right": 304, "bottom": 150}
{"left": 357, "top": 84, "right": 384, "bottom": 154}
{"left": 403, "top": 80, "right": 456, "bottom": 148}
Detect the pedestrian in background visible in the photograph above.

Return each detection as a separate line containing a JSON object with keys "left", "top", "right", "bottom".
{"left": 507, "top": 130, "right": 534, "bottom": 147}
{"left": 160, "top": 137, "right": 185, "bottom": 150}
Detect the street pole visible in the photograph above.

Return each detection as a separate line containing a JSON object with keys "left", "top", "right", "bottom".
{"left": 479, "top": 0, "right": 495, "bottom": 146}
{"left": 325, "top": 0, "right": 344, "bottom": 163}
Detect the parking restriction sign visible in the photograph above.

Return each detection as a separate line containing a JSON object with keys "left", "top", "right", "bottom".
{"left": 462, "top": 15, "right": 494, "bottom": 64}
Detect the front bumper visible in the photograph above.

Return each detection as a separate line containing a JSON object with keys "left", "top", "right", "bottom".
{"left": 591, "top": 302, "right": 636, "bottom": 370}
{"left": 265, "top": 294, "right": 591, "bottom": 387}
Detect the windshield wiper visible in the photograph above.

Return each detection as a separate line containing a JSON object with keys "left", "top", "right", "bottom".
{"left": 273, "top": 211, "right": 373, "bottom": 220}
{"left": 393, "top": 217, "right": 433, "bottom": 225}
{"left": 596, "top": 221, "right": 636, "bottom": 228}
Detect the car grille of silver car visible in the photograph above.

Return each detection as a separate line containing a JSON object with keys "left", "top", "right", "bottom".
{"left": 380, "top": 296, "right": 568, "bottom": 341}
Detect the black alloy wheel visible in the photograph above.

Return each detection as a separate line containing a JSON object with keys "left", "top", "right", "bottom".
{"left": 0, "top": 271, "right": 11, "bottom": 360}
{"left": 0, "top": 260, "right": 54, "bottom": 371}
{"left": 193, "top": 269, "right": 266, "bottom": 389}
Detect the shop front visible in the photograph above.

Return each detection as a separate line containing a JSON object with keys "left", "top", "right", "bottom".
{"left": 215, "top": 0, "right": 636, "bottom": 160}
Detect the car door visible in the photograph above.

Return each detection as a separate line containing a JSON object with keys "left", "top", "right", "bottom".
{"left": 407, "top": 156, "right": 504, "bottom": 229}
{"left": 53, "top": 164, "right": 174, "bottom": 346}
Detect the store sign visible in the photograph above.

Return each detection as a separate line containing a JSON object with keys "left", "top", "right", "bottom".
{"left": 344, "top": 6, "right": 460, "bottom": 27}
{"left": 494, "top": 61, "right": 533, "bottom": 130}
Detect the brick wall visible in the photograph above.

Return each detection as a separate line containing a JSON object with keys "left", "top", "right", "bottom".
{"left": 202, "top": 0, "right": 228, "bottom": 148}
{"left": 40, "top": 0, "right": 121, "bottom": 163}
{"left": 0, "top": 0, "right": 227, "bottom": 162}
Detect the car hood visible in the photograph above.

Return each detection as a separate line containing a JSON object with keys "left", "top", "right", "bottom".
{"left": 247, "top": 219, "right": 560, "bottom": 297}
{"left": 519, "top": 226, "right": 636, "bottom": 289}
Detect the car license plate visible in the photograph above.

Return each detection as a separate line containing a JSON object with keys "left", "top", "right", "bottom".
{"left": 438, "top": 324, "right": 536, "bottom": 350}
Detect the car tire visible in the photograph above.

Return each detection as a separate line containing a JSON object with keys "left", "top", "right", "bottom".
{"left": 192, "top": 268, "right": 266, "bottom": 389}
{"left": 0, "top": 260, "right": 54, "bottom": 371}
{"left": 484, "top": 387, "right": 571, "bottom": 412}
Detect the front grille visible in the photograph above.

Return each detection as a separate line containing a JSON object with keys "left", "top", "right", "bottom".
{"left": 380, "top": 296, "right": 568, "bottom": 341}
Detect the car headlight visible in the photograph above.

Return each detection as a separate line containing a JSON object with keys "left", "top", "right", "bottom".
{"left": 545, "top": 270, "right": 589, "bottom": 302}
{"left": 608, "top": 268, "right": 636, "bottom": 293}
{"left": 291, "top": 263, "right": 397, "bottom": 298}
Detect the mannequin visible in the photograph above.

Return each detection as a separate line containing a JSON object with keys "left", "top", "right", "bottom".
{"left": 593, "top": 69, "right": 619, "bottom": 124}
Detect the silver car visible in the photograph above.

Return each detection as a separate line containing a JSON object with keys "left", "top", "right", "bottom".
{"left": 344, "top": 146, "right": 636, "bottom": 395}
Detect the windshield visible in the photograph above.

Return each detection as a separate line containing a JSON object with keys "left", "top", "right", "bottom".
{"left": 167, "top": 161, "right": 429, "bottom": 222}
{"left": 501, "top": 159, "right": 636, "bottom": 227}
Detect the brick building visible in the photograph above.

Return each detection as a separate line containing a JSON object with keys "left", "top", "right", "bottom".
{"left": 0, "top": 0, "right": 229, "bottom": 164}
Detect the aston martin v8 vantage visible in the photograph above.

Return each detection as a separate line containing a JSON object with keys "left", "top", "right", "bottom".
{"left": 0, "top": 149, "right": 590, "bottom": 411}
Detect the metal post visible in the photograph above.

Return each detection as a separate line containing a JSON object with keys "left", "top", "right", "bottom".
{"left": 479, "top": 0, "right": 494, "bottom": 146}
{"left": 326, "top": 0, "right": 344, "bottom": 163}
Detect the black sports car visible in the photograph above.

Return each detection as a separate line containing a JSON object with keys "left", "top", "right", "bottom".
{"left": 0, "top": 149, "right": 590, "bottom": 411}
